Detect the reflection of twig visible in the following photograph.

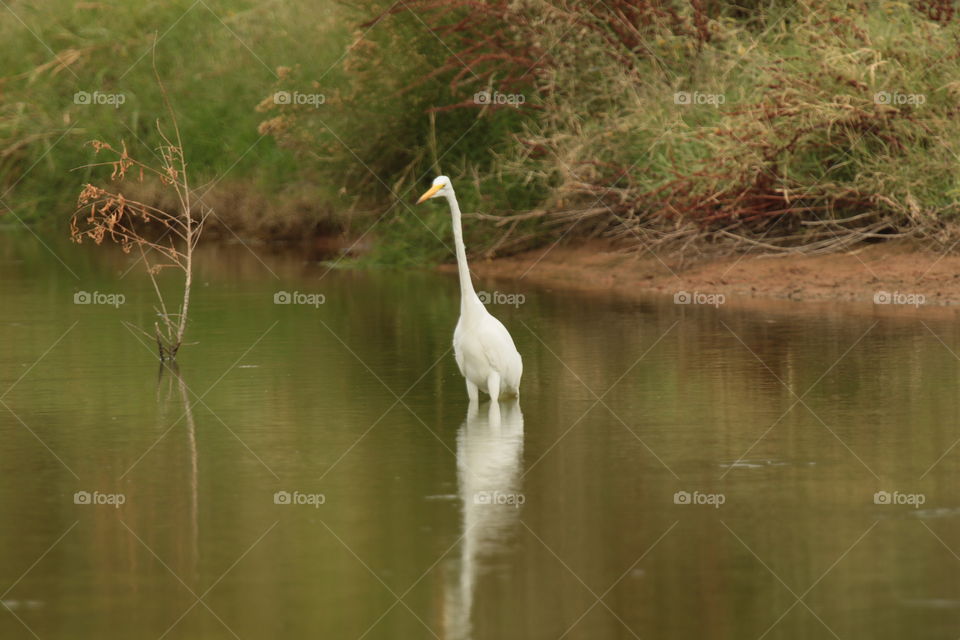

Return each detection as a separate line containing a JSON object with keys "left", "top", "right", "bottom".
{"left": 70, "top": 39, "right": 207, "bottom": 360}
{"left": 157, "top": 361, "right": 200, "bottom": 580}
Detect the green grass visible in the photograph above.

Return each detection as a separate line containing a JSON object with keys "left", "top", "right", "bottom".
{"left": 5, "top": 0, "right": 960, "bottom": 263}
{"left": 0, "top": 0, "right": 348, "bottom": 222}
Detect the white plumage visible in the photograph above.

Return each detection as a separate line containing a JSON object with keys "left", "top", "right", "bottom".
{"left": 417, "top": 176, "right": 522, "bottom": 402}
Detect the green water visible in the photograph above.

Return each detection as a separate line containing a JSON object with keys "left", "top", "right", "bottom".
{"left": 2, "top": 232, "right": 960, "bottom": 639}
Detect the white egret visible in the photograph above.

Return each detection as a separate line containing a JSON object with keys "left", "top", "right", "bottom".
{"left": 417, "top": 176, "right": 522, "bottom": 402}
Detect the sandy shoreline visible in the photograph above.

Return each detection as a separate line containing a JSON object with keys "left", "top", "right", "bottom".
{"left": 441, "top": 240, "right": 960, "bottom": 319}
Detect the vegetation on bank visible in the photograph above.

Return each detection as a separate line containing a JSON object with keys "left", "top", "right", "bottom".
{"left": 1, "top": 1, "right": 343, "bottom": 238}
{"left": 5, "top": 1, "right": 960, "bottom": 263}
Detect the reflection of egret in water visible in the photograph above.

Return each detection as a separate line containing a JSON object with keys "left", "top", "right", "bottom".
{"left": 445, "top": 399, "right": 524, "bottom": 640}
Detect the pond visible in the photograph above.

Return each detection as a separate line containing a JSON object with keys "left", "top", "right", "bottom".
{"left": 1, "top": 231, "right": 960, "bottom": 639}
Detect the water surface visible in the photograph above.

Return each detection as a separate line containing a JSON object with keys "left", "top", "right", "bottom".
{"left": 2, "top": 233, "right": 960, "bottom": 639}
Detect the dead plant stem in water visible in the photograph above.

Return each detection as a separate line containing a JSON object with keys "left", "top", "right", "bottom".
{"left": 70, "top": 43, "right": 208, "bottom": 360}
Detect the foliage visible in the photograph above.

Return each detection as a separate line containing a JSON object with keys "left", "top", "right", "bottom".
{"left": 6, "top": 1, "right": 960, "bottom": 262}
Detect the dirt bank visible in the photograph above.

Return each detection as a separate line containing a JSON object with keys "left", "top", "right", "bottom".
{"left": 446, "top": 240, "right": 960, "bottom": 317}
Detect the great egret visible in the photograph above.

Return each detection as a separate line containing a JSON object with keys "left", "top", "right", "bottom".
{"left": 417, "top": 176, "right": 522, "bottom": 402}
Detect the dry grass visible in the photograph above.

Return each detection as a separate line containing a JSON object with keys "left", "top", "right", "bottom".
{"left": 491, "top": 1, "right": 960, "bottom": 257}
{"left": 260, "top": 0, "right": 960, "bottom": 262}
{"left": 70, "top": 55, "right": 206, "bottom": 360}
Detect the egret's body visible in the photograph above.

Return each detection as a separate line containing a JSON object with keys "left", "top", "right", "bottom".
{"left": 418, "top": 176, "right": 522, "bottom": 402}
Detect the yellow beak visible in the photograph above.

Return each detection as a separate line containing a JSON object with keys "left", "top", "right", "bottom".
{"left": 416, "top": 184, "right": 442, "bottom": 204}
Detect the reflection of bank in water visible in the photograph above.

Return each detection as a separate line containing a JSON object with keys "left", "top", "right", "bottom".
{"left": 444, "top": 399, "right": 524, "bottom": 640}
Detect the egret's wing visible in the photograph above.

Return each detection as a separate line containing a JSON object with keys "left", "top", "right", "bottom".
{"left": 477, "top": 314, "right": 522, "bottom": 385}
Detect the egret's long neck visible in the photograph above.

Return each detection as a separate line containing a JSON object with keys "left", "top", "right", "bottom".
{"left": 445, "top": 190, "right": 478, "bottom": 313}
